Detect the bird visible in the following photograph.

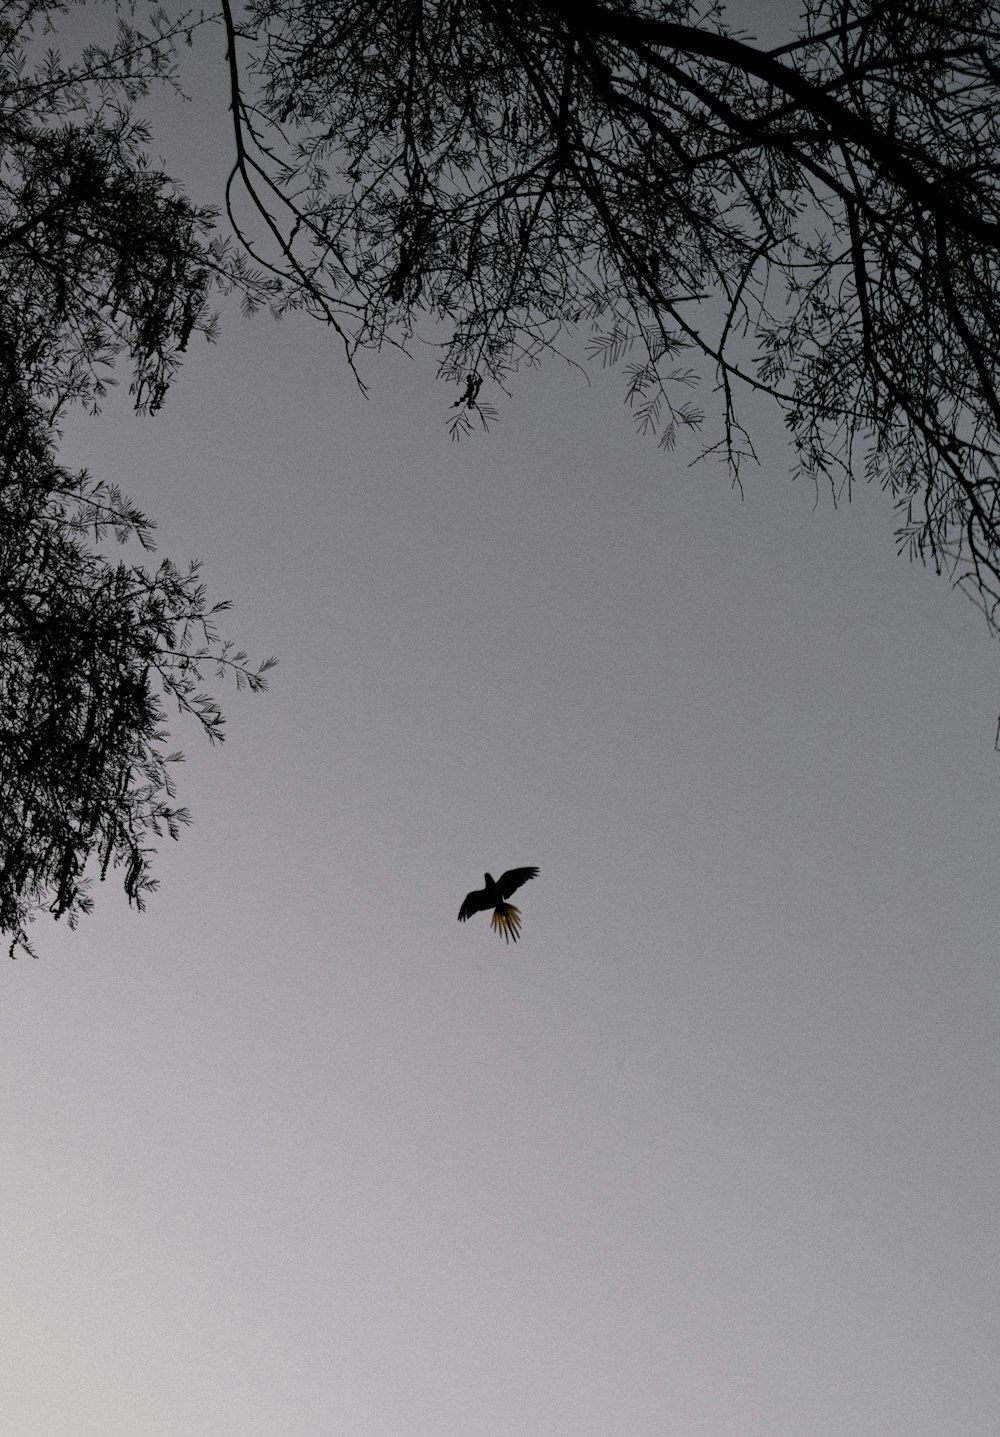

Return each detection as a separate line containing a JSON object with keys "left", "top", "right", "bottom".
{"left": 457, "top": 866, "right": 539, "bottom": 944}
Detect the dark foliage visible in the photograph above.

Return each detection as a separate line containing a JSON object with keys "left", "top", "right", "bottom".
{"left": 10, "top": 0, "right": 1000, "bottom": 947}
{"left": 0, "top": 2, "right": 274, "bottom": 954}
{"left": 221, "top": 0, "right": 1000, "bottom": 635}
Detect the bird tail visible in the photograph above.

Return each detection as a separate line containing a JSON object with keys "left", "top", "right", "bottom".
{"left": 491, "top": 902, "right": 522, "bottom": 944}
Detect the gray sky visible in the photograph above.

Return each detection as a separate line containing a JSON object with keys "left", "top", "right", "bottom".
{"left": 3, "top": 5, "right": 1000, "bottom": 1435}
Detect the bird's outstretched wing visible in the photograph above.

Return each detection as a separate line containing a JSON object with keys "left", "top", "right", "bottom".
{"left": 458, "top": 887, "right": 492, "bottom": 922}
{"left": 497, "top": 866, "right": 539, "bottom": 899}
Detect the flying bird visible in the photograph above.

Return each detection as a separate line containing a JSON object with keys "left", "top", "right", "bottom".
{"left": 458, "top": 866, "right": 539, "bottom": 944}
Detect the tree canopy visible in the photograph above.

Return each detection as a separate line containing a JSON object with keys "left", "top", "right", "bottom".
{"left": 0, "top": 1, "right": 274, "bottom": 954}
{"left": 223, "top": 0, "right": 1000, "bottom": 631}
{"left": 7, "top": 0, "right": 1000, "bottom": 950}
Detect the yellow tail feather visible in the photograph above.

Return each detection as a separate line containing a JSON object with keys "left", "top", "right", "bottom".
{"left": 490, "top": 902, "right": 522, "bottom": 943}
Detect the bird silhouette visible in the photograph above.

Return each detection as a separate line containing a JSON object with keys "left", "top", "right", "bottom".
{"left": 457, "top": 866, "right": 539, "bottom": 943}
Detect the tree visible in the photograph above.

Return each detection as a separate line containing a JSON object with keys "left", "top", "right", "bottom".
{"left": 9, "top": 0, "right": 1000, "bottom": 949}
{"left": 220, "top": 0, "right": 1000, "bottom": 638}
{"left": 0, "top": 1, "right": 274, "bottom": 955}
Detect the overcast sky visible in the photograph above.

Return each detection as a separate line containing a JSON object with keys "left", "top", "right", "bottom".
{"left": 3, "top": 5, "right": 999, "bottom": 1436}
